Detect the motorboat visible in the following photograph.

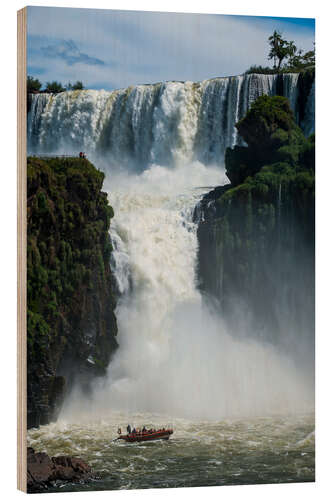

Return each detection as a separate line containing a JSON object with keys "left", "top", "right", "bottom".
{"left": 116, "top": 428, "right": 173, "bottom": 443}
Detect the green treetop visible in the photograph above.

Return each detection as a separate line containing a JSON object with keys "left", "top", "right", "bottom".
{"left": 45, "top": 81, "right": 66, "bottom": 93}
{"left": 225, "top": 95, "right": 310, "bottom": 185}
{"left": 27, "top": 75, "right": 42, "bottom": 92}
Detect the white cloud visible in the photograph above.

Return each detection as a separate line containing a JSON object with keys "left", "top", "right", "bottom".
{"left": 27, "top": 7, "right": 315, "bottom": 90}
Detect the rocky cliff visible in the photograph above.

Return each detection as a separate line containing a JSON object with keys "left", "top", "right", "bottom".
{"left": 27, "top": 157, "right": 118, "bottom": 428}
{"left": 197, "top": 95, "right": 315, "bottom": 351}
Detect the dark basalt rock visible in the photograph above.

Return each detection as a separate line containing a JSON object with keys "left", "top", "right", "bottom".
{"left": 296, "top": 67, "right": 315, "bottom": 125}
{"left": 27, "top": 447, "right": 92, "bottom": 492}
{"left": 27, "top": 157, "right": 118, "bottom": 428}
{"left": 197, "top": 96, "right": 315, "bottom": 350}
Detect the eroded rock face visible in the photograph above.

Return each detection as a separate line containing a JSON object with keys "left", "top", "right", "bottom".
{"left": 27, "top": 447, "right": 92, "bottom": 492}
{"left": 197, "top": 96, "right": 315, "bottom": 351}
{"left": 27, "top": 157, "right": 118, "bottom": 428}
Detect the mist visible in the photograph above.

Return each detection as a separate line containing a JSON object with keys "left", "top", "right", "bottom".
{"left": 61, "top": 161, "right": 314, "bottom": 423}
{"left": 26, "top": 78, "right": 314, "bottom": 423}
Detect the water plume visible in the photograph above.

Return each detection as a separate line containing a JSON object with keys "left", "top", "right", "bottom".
{"left": 62, "top": 161, "right": 313, "bottom": 422}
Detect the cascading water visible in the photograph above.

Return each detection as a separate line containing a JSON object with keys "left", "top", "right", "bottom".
{"left": 60, "top": 160, "right": 313, "bottom": 421}
{"left": 27, "top": 72, "right": 315, "bottom": 419}
{"left": 27, "top": 73, "right": 314, "bottom": 169}
{"left": 27, "top": 73, "right": 315, "bottom": 490}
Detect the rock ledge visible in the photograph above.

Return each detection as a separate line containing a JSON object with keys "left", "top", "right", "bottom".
{"left": 27, "top": 447, "right": 92, "bottom": 492}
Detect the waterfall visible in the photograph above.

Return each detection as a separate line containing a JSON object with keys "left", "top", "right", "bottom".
{"left": 302, "top": 80, "right": 315, "bottom": 136}
{"left": 27, "top": 73, "right": 314, "bottom": 170}
{"left": 31, "top": 72, "right": 314, "bottom": 419}
{"left": 59, "top": 161, "right": 313, "bottom": 419}
{"left": 283, "top": 73, "right": 299, "bottom": 115}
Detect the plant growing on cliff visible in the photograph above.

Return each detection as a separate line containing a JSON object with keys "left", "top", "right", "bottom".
{"left": 27, "top": 75, "right": 42, "bottom": 92}
{"left": 246, "top": 33, "right": 315, "bottom": 74}
{"left": 268, "top": 30, "right": 295, "bottom": 71}
{"left": 225, "top": 95, "right": 307, "bottom": 185}
{"left": 268, "top": 31, "right": 315, "bottom": 73}
{"left": 27, "top": 157, "right": 118, "bottom": 428}
{"left": 198, "top": 94, "right": 315, "bottom": 347}
{"left": 45, "top": 80, "right": 66, "bottom": 93}
{"left": 66, "top": 80, "right": 85, "bottom": 90}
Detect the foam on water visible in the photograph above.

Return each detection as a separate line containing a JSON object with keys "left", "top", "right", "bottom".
{"left": 27, "top": 411, "right": 315, "bottom": 490}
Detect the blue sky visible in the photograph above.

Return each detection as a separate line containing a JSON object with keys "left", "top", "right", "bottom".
{"left": 27, "top": 7, "right": 315, "bottom": 91}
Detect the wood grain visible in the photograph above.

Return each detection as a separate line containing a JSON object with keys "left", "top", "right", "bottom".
{"left": 17, "top": 6, "right": 27, "bottom": 493}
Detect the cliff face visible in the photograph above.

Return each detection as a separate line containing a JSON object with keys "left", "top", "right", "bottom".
{"left": 197, "top": 96, "right": 314, "bottom": 350}
{"left": 27, "top": 157, "right": 118, "bottom": 428}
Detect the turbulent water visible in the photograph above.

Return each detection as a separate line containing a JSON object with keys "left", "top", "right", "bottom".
{"left": 27, "top": 73, "right": 315, "bottom": 490}
{"left": 27, "top": 73, "right": 314, "bottom": 168}
{"left": 28, "top": 411, "right": 314, "bottom": 491}
{"left": 27, "top": 163, "right": 314, "bottom": 489}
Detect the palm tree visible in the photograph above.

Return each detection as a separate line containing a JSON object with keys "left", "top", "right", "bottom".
{"left": 268, "top": 31, "right": 290, "bottom": 71}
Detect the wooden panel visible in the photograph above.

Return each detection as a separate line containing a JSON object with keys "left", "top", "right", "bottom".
{"left": 17, "top": 6, "right": 27, "bottom": 493}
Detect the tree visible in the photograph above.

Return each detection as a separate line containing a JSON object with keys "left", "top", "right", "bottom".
{"left": 45, "top": 81, "right": 65, "bottom": 93}
{"left": 27, "top": 75, "right": 42, "bottom": 93}
{"left": 225, "top": 95, "right": 306, "bottom": 185}
{"left": 65, "top": 81, "right": 84, "bottom": 91}
{"left": 286, "top": 40, "right": 297, "bottom": 61}
{"left": 302, "top": 45, "right": 315, "bottom": 67}
{"left": 268, "top": 31, "right": 292, "bottom": 71}
{"left": 72, "top": 81, "right": 84, "bottom": 90}
{"left": 268, "top": 32, "right": 315, "bottom": 72}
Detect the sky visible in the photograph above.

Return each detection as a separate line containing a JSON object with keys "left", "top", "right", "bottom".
{"left": 27, "top": 7, "right": 315, "bottom": 91}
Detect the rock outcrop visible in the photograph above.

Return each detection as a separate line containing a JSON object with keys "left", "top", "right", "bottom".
{"left": 27, "top": 447, "right": 92, "bottom": 492}
{"left": 197, "top": 96, "right": 315, "bottom": 350}
{"left": 27, "top": 157, "right": 118, "bottom": 428}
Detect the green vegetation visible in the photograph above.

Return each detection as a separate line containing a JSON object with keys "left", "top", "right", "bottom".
{"left": 27, "top": 76, "right": 85, "bottom": 94}
{"left": 27, "top": 157, "right": 118, "bottom": 427}
{"left": 45, "top": 81, "right": 66, "bottom": 93}
{"left": 245, "top": 30, "right": 315, "bottom": 74}
{"left": 245, "top": 65, "right": 279, "bottom": 75}
{"left": 198, "top": 95, "right": 314, "bottom": 343}
{"left": 223, "top": 95, "right": 314, "bottom": 221}
{"left": 268, "top": 30, "right": 296, "bottom": 71}
{"left": 66, "top": 80, "right": 84, "bottom": 90}
{"left": 225, "top": 95, "right": 308, "bottom": 185}
{"left": 27, "top": 75, "right": 42, "bottom": 92}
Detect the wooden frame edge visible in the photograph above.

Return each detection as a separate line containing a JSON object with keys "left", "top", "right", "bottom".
{"left": 17, "top": 6, "right": 27, "bottom": 493}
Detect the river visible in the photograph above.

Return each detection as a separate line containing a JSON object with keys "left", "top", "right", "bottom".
{"left": 27, "top": 411, "right": 314, "bottom": 491}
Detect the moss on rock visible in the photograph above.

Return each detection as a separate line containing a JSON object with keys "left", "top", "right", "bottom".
{"left": 27, "top": 157, "right": 118, "bottom": 428}
{"left": 198, "top": 96, "right": 314, "bottom": 347}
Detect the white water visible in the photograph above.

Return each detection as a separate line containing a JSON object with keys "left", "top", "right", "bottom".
{"left": 27, "top": 73, "right": 314, "bottom": 421}
{"left": 62, "top": 161, "right": 313, "bottom": 422}
{"left": 27, "top": 73, "right": 313, "bottom": 169}
{"left": 28, "top": 411, "right": 315, "bottom": 489}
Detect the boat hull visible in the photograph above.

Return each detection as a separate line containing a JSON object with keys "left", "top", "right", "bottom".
{"left": 118, "top": 430, "right": 173, "bottom": 443}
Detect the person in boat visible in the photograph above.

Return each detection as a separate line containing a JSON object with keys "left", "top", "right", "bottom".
{"left": 127, "top": 424, "right": 131, "bottom": 434}
{"left": 142, "top": 426, "right": 147, "bottom": 433}
{"left": 133, "top": 427, "right": 136, "bottom": 434}
{"left": 118, "top": 428, "right": 122, "bottom": 435}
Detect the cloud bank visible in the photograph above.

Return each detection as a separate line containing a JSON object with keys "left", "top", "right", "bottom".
{"left": 27, "top": 7, "right": 315, "bottom": 90}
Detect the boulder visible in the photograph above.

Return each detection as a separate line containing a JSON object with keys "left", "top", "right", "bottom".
{"left": 27, "top": 447, "right": 92, "bottom": 492}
